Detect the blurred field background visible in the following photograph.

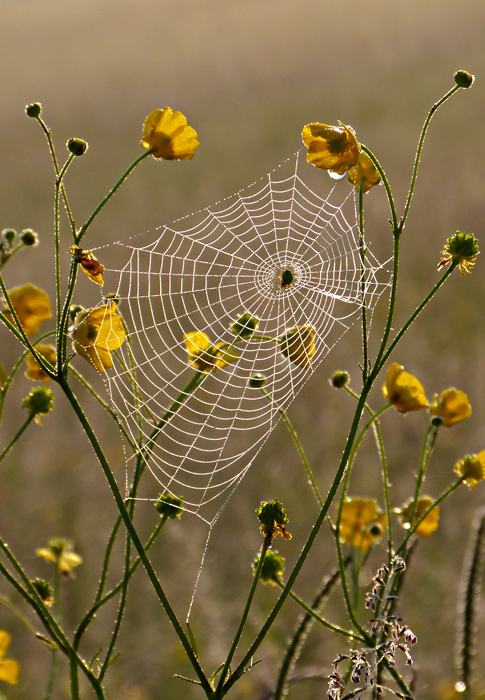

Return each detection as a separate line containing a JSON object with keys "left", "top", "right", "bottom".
{"left": 1, "top": 1, "right": 484, "bottom": 698}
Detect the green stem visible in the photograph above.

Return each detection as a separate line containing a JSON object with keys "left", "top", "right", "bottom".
{"left": 43, "top": 566, "right": 61, "bottom": 700}
{"left": 401, "top": 85, "right": 460, "bottom": 229}
{"left": 54, "top": 154, "right": 75, "bottom": 346}
{"left": 260, "top": 388, "right": 323, "bottom": 507}
{"left": 0, "top": 413, "right": 35, "bottom": 463}
{"left": 359, "top": 145, "right": 398, "bottom": 232}
{"left": 58, "top": 376, "right": 213, "bottom": 696}
{"left": 409, "top": 424, "right": 438, "bottom": 524}
{"left": 76, "top": 150, "right": 154, "bottom": 245}
{"left": 216, "top": 541, "right": 269, "bottom": 695}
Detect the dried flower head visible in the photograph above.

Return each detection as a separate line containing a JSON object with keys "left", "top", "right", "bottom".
{"left": 382, "top": 363, "right": 429, "bottom": 413}
{"left": 256, "top": 499, "right": 292, "bottom": 543}
{"left": 141, "top": 107, "right": 199, "bottom": 160}
{"left": 454, "top": 451, "right": 485, "bottom": 489}
{"left": 302, "top": 121, "right": 360, "bottom": 176}
{"left": 438, "top": 231, "right": 479, "bottom": 275}
{"left": 69, "top": 245, "right": 105, "bottom": 285}
{"left": 429, "top": 388, "right": 471, "bottom": 427}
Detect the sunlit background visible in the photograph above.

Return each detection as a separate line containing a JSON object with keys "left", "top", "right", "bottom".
{"left": 1, "top": 1, "right": 484, "bottom": 698}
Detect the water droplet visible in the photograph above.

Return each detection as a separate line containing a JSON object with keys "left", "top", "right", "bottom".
{"left": 455, "top": 681, "right": 466, "bottom": 693}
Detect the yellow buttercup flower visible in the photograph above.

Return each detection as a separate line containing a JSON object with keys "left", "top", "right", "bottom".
{"left": 70, "top": 301, "right": 125, "bottom": 373}
{"left": 69, "top": 245, "right": 105, "bottom": 286}
{"left": 0, "top": 630, "right": 20, "bottom": 685}
{"left": 141, "top": 107, "right": 200, "bottom": 160}
{"left": 302, "top": 121, "right": 360, "bottom": 176}
{"left": 454, "top": 451, "right": 485, "bottom": 489}
{"left": 338, "top": 498, "right": 386, "bottom": 552}
{"left": 184, "top": 331, "right": 238, "bottom": 372}
{"left": 36, "top": 538, "right": 83, "bottom": 576}
{"left": 382, "top": 363, "right": 429, "bottom": 413}
{"left": 347, "top": 151, "right": 381, "bottom": 193}
{"left": 429, "top": 388, "right": 471, "bottom": 427}
{"left": 401, "top": 497, "right": 439, "bottom": 538}
{"left": 279, "top": 325, "right": 316, "bottom": 368}
{"left": 25, "top": 344, "right": 57, "bottom": 382}
{"left": 3, "top": 283, "right": 52, "bottom": 337}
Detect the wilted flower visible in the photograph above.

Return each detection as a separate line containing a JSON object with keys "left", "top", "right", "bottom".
{"left": 454, "top": 451, "right": 485, "bottom": 489}
{"left": 141, "top": 107, "right": 200, "bottom": 160}
{"left": 257, "top": 499, "right": 292, "bottom": 543}
{"left": 36, "top": 538, "right": 82, "bottom": 576}
{"left": 438, "top": 231, "right": 479, "bottom": 275}
{"left": 184, "top": 331, "right": 238, "bottom": 372}
{"left": 25, "top": 344, "right": 57, "bottom": 382}
{"left": 0, "top": 631, "right": 20, "bottom": 685}
{"left": 400, "top": 497, "right": 440, "bottom": 538}
{"left": 382, "top": 363, "right": 429, "bottom": 413}
{"left": 347, "top": 151, "right": 381, "bottom": 193}
{"left": 69, "top": 245, "right": 104, "bottom": 285}
{"left": 71, "top": 301, "right": 125, "bottom": 373}
{"left": 253, "top": 550, "right": 285, "bottom": 586}
{"left": 302, "top": 121, "right": 360, "bottom": 176}
{"left": 429, "top": 388, "right": 471, "bottom": 427}
{"left": 338, "top": 498, "right": 386, "bottom": 552}
{"left": 279, "top": 325, "right": 316, "bottom": 368}
{"left": 3, "top": 283, "right": 52, "bottom": 336}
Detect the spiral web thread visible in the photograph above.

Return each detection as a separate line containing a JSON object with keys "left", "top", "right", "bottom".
{"left": 100, "top": 150, "right": 391, "bottom": 524}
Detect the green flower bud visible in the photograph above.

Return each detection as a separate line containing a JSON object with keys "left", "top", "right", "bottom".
{"left": 230, "top": 311, "right": 260, "bottom": 339}
{"left": 31, "top": 578, "right": 53, "bottom": 605}
{"left": 253, "top": 550, "right": 285, "bottom": 585}
{"left": 330, "top": 370, "right": 349, "bottom": 388}
{"left": 257, "top": 499, "right": 289, "bottom": 528}
{"left": 249, "top": 372, "right": 267, "bottom": 388}
{"left": 454, "top": 70, "right": 474, "bottom": 88}
{"left": 25, "top": 102, "right": 42, "bottom": 118}
{"left": 438, "top": 231, "right": 479, "bottom": 275}
{"left": 154, "top": 493, "right": 183, "bottom": 519}
{"left": 20, "top": 228, "right": 39, "bottom": 247}
{"left": 23, "top": 386, "right": 54, "bottom": 417}
{"left": 2, "top": 228, "right": 17, "bottom": 244}
{"left": 67, "top": 138, "right": 88, "bottom": 156}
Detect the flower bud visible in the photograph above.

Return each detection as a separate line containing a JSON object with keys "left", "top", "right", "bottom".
{"left": 154, "top": 493, "right": 183, "bottom": 519}
{"left": 20, "top": 228, "right": 39, "bottom": 246}
{"left": 67, "top": 138, "right": 88, "bottom": 156}
{"left": 25, "top": 102, "right": 42, "bottom": 118}
{"left": 2, "top": 228, "right": 17, "bottom": 244}
{"left": 31, "top": 578, "right": 54, "bottom": 605}
{"left": 330, "top": 370, "right": 349, "bottom": 388}
{"left": 257, "top": 499, "right": 292, "bottom": 543}
{"left": 253, "top": 550, "right": 285, "bottom": 585}
{"left": 23, "top": 386, "right": 54, "bottom": 417}
{"left": 249, "top": 372, "right": 267, "bottom": 388}
{"left": 230, "top": 311, "right": 259, "bottom": 338}
{"left": 454, "top": 70, "right": 474, "bottom": 88}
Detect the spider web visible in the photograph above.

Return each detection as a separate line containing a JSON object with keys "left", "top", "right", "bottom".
{"left": 100, "top": 150, "right": 391, "bottom": 524}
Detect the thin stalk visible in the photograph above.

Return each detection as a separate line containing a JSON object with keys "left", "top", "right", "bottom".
{"left": 215, "top": 541, "right": 269, "bottom": 695}
{"left": 43, "top": 565, "right": 61, "bottom": 700}
{"left": 76, "top": 150, "right": 154, "bottom": 244}
{"left": 54, "top": 154, "right": 75, "bottom": 347}
{"left": 58, "top": 377, "right": 213, "bottom": 696}
{"left": 260, "top": 387, "right": 323, "bottom": 507}
{"left": 0, "top": 413, "right": 35, "bottom": 463}
{"left": 409, "top": 424, "right": 439, "bottom": 524}
{"left": 401, "top": 85, "right": 460, "bottom": 229}
{"left": 359, "top": 145, "right": 398, "bottom": 232}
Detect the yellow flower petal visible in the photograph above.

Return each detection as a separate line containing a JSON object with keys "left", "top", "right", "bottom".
{"left": 70, "top": 302, "right": 125, "bottom": 373}
{"left": 338, "top": 498, "right": 387, "bottom": 552}
{"left": 347, "top": 151, "right": 381, "bottom": 193}
{"left": 302, "top": 121, "right": 360, "bottom": 175}
{"left": 3, "top": 283, "right": 52, "bottom": 337}
{"left": 141, "top": 107, "right": 200, "bottom": 160}
{"left": 0, "top": 658, "right": 20, "bottom": 684}
{"left": 401, "top": 497, "right": 439, "bottom": 538}
{"left": 0, "top": 630, "right": 11, "bottom": 659}
{"left": 279, "top": 325, "right": 316, "bottom": 368}
{"left": 382, "top": 363, "right": 428, "bottom": 413}
{"left": 184, "top": 331, "right": 237, "bottom": 372}
{"left": 429, "top": 388, "right": 471, "bottom": 427}
{"left": 25, "top": 344, "right": 57, "bottom": 382}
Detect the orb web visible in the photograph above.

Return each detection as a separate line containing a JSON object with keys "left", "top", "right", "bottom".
{"left": 100, "top": 150, "right": 391, "bottom": 523}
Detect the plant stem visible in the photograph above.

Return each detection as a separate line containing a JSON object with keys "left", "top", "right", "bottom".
{"left": 0, "top": 414, "right": 35, "bottom": 463}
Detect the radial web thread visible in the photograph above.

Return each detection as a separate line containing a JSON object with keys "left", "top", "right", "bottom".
{"left": 101, "top": 150, "right": 392, "bottom": 524}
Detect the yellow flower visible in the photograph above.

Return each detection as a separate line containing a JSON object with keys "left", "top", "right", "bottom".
{"left": 3, "top": 283, "right": 52, "bottom": 337}
{"left": 279, "top": 325, "right": 316, "bottom": 368}
{"left": 382, "top": 363, "right": 429, "bottom": 413}
{"left": 301, "top": 121, "right": 360, "bottom": 176}
{"left": 141, "top": 107, "right": 200, "bottom": 160}
{"left": 184, "top": 331, "right": 238, "bottom": 372}
{"left": 454, "top": 451, "right": 485, "bottom": 489}
{"left": 0, "top": 630, "right": 20, "bottom": 685}
{"left": 401, "top": 497, "right": 439, "bottom": 538}
{"left": 36, "top": 538, "right": 83, "bottom": 576}
{"left": 70, "top": 301, "right": 125, "bottom": 373}
{"left": 69, "top": 245, "right": 105, "bottom": 285}
{"left": 338, "top": 498, "right": 386, "bottom": 552}
{"left": 347, "top": 151, "right": 381, "bottom": 193}
{"left": 25, "top": 344, "right": 57, "bottom": 382}
{"left": 429, "top": 388, "right": 471, "bottom": 427}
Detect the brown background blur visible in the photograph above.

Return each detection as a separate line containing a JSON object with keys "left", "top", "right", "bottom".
{"left": 1, "top": 1, "right": 484, "bottom": 698}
